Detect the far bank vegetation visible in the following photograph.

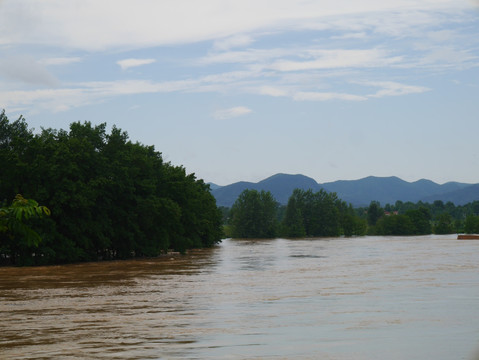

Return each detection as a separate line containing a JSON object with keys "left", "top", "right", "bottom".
{"left": 222, "top": 189, "right": 479, "bottom": 239}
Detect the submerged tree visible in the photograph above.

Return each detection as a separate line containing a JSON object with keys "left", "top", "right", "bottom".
{"left": 367, "top": 201, "right": 383, "bottom": 226}
{"left": 0, "top": 111, "right": 223, "bottom": 265}
{"left": 280, "top": 189, "right": 339, "bottom": 237}
{"left": 282, "top": 193, "right": 306, "bottom": 237}
{"left": 464, "top": 215, "right": 479, "bottom": 234}
{"left": 230, "top": 189, "right": 279, "bottom": 238}
{"left": 434, "top": 213, "right": 454, "bottom": 234}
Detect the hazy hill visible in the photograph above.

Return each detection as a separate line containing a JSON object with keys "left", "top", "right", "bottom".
{"left": 212, "top": 174, "right": 322, "bottom": 207}
{"left": 207, "top": 182, "right": 222, "bottom": 191}
{"left": 211, "top": 173, "right": 475, "bottom": 207}
{"left": 323, "top": 176, "right": 470, "bottom": 207}
{"left": 421, "top": 184, "right": 479, "bottom": 205}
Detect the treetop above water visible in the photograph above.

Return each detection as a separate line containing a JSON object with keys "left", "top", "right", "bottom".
{"left": 0, "top": 110, "right": 223, "bottom": 266}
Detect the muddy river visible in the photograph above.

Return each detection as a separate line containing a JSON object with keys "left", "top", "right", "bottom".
{"left": 1, "top": 235, "right": 479, "bottom": 359}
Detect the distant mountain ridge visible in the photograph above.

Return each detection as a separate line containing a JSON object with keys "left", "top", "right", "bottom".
{"left": 211, "top": 174, "right": 323, "bottom": 207}
{"left": 210, "top": 173, "right": 478, "bottom": 207}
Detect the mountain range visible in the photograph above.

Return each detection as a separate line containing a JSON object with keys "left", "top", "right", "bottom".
{"left": 209, "top": 174, "right": 479, "bottom": 207}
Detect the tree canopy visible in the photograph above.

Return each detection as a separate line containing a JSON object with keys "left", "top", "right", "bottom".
{"left": 230, "top": 189, "right": 279, "bottom": 238}
{"left": 0, "top": 194, "right": 50, "bottom": 265}
{"left": 228, "top": 188, "right": 366, "bottom": 238}
{"left": 0, "top": 110, "right": 223, "bottom": 265}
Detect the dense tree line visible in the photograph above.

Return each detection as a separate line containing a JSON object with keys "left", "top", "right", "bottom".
{"left": 227, "top": 189, "right": 367, "bottom": 238}
{"left": 225, "top": 188, "right": 479, "bottom": 239}
{"left": 0, "top": 111, "right": 223, "bottom": 265}
{"left": 361, "top": 199, "right": 479, "bottom": 235}
{"left": 464, "top": 214, "right": 479, "bottom": 234}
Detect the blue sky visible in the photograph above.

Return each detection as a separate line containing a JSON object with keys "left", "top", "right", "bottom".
{"left": 1, "top": 0, "right": 479, "bottom": 185}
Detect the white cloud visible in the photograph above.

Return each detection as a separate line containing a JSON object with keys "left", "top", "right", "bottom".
{"left": 362, "top": 81, "right": 431, "bottom": 97}
{"left": 117, "top": 58, "right": 156, "bottom": 70}
{"left": 213, "top": 106, "right": 252, "bottom": 120}
{"left": 0, "top": 79, "right": 200, "bottom": 113}
{"left": 199, "top": 48, "right": 289, "bottom": 65}
{"left": 0, "top": 1, "right": 471, "bottom": 51}
{"left": 0, "top": 72, "right": 435, "bottom": 114}
{"left": 293, "top": 91, "right": 367, "bottom": 101}
{"left": 0, "top": 56, "right": 59, "bottom": 86}
{"left": 213, "top": 34, "right": 255, "bottom": 51}
{"left": 331, "top": 32, "right": 368, "bottom": 40}
{"left": 270, "top": 49, "right": 402, "bottom": 71}
{"left": 39, "top": 57, "right": 82, "bottom": 66}
{"left": 257, "top": 85, "right": 290, "bottom": 97}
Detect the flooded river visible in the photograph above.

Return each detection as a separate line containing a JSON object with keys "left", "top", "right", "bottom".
{"left": 1, "top": 235, "right": 479, "bottom": 359}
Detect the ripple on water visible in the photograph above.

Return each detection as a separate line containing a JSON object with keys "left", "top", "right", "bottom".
{"left": 1, "top": 235, "right": 479, "bottom": 359}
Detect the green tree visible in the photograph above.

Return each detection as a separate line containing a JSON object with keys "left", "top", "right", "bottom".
{"left": 464, "top": 215, "right": 479, "bottom": 234}
{"left": 230, "top": 189, "right": 279, "bottom": 238}
{"left": 282, "top": 193, "right": 306, "bottom": 237}
{"left": 434, "top": 213, "right": 454, "bottom": 234}
{"left": 0, "top": 111, "right": 223, "bottom": 264}
{"left": 367, "top": 201, "right": 383, "bottom": 226}
{"left": 405, "top": 207, "right": 431, "bottom": 235}
{"left": 376, "top": 214, "right": 415, "bottom": 235}
{"left": 0, "top": 194, "right": 50, "bottom": 265}
{"left": 281, "top": 189, "right": 353, "bottom": 237}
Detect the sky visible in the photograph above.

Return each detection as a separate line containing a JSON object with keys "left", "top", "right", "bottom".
{"left": 1, "top": 0, "right": 479, "bottom": 186}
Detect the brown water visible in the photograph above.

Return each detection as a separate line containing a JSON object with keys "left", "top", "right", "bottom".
{"left": 1, "top": 235, "right": 479, "bottom": 359}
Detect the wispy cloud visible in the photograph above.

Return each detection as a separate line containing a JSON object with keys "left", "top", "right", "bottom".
{"left": 213, "top": 106, "right": 252, "bottom": 120}
{"left": 0, "top": 74, "right": 436, "bottom": 114}
{"left": 1, "top": 0, "right": 476, "bottom": 114}
{"left": 213, "top": 34, "right": 255, "bottom": 51}
{"left": 117, "top": 58, "right": 156, "bottom": 70}
{"left": 0, "top": 1, "right": 471, "bottom": 51}
{"left": 0, "top": 56, "right": 59, "bottom": 87}
{"left": 362, "top": 81, "right": 431, "bottom": 98}
{"left": 199, "top": 48, "right": 289, "bottom": 65}
{"left": 0, "top": 79, "right": 199, "bottom": 113}
{"left": 39, "top": 57, "right": 82, "bottom": 66}
{"left": 270, "top": 49, "right": 402, "bottom": 72}
{"left": 293, "top": 91, "right": 367, "bottom": 101}
{"left": 256, "top": 85, "right": 290, "bottom": 97}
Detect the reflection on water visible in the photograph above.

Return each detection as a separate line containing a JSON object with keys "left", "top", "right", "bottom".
{"left": 1, "top": 235, "right": 479, "bottom": 359}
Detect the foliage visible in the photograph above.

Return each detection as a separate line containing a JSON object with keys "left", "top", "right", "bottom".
{"left": 434, "top": 213, "right": 454, "bottom": 234}
{"left": 230, "top": 189, "right": 279, "bottom": 238}
{"left": 375, "top": 215, "right": 415, "bottom": 235}
{"left": 281, "top": 193, "right": 306, "bottom": 237}
{"left": 281, "top": 189, "right": 365, "bottom": 237}
{"left": 464, "top": 215, "right": 479, "bottom": 234}
{"left": 380, "top": 199, "right": 479, "bottom": 227}
{"left": 225, "top": 187, "right": 479, "bottom": 238}
{"left": 404, "top": 207, "right": 432, "bottom": 235}
{"left": 367, "top": 201, "right": 383, "bottom": 226}
{"left": 0, "top": 194, "right": 50, "bottom": 265}
{"left": 0, "top": 111, "right": 223, "bottom": 265}
{"left": 358, "top": 198, "right": 479, "bottom": 235}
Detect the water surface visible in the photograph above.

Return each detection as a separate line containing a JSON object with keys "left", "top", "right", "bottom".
{"left": 1, "top": 235, "right": 479, "bottom": 359}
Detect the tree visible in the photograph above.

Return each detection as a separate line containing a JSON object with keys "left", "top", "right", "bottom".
{"left": 282, "top": 193, "right": 306, "bottom": 237}
{"left": 0, "top": 111, "right": 223, "bottom": 264}
{"left": 405, "top": 207, "right": 431, "bottom": 235}
{"left": 0, "top": 194, "right": 50, "bottom": 265}
{"left": 230, "top": 189, "right": 279, "bottom": 238}
{"left": 281, "top": 189, "right": 352, "bottom": 237}
{"left": 376, "top": 214, "right": 415, "bottom": 235}
{"left": 464, "top": 215, "right": 479, "bottom": 234}
{"left": 367, "top": 201, "right": 383, "bottom": 226}
{"left": 434, "top": 213, "right": 454, "bottom": 234}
